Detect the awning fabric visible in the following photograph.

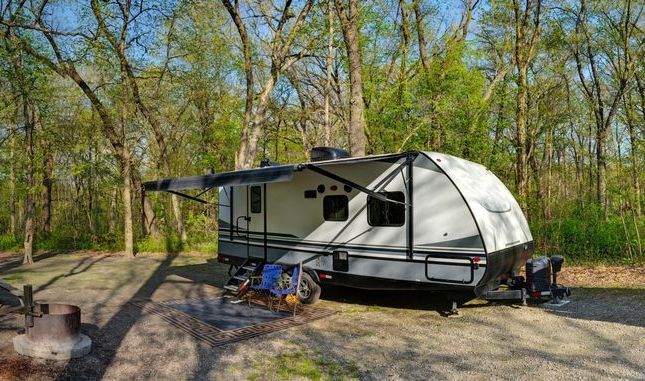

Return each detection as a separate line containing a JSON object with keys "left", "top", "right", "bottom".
{"left": 143, "top": 165, "right": 298, "bottom": 192}
{"left": 143, "top": 152, "right": 416, "bottom": 192}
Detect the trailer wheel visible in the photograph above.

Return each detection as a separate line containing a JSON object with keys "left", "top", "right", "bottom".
{"left": 297, "top": 272, "right": 321, "bottom": 304}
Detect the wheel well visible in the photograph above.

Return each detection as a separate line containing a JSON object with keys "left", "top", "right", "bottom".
{"left": 303, "top": 268, "right": 321, "bottom": 284}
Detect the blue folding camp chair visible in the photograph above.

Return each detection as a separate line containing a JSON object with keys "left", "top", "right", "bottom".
{"left": 270, "top": 267, "right": 301, "bottom": 315}
{"left": 252, "top": 264, "right": 283, "bottom": 291}
{"left": 249, "top": 264, "right": 282, "bottom": 309}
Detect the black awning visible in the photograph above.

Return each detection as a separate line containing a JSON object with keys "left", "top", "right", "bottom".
{"left": 143, "top": 164, "right": 298, "bottom": 192}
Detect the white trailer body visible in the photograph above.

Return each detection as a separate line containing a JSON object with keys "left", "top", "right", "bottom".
{"left": 203, "top": 151, "right": 534, "bottom": 296}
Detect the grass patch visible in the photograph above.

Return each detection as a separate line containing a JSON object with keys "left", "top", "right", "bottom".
{"left": 248, "top": 349, "right": 359, "bottom": 381}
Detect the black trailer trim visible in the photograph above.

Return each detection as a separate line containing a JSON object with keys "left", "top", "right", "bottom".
{"left": 217, "top": 252, "right": 481, "bottom": 292}
{"left": 224, "top": 235, "right": 486, "bottom": 257}
{"left": 263, "top": 183, "right": 267, "bottom": 261}
{"left": 220, "top": 240, "right": 487, "bottom": 266}
{"left": 406, "top": 154, "right": 414, "bottom": 260}
{"left": 307, "top": 270, "right": 476, "bottom": 292}
{"left": 229, "top": 187, "right": 233, "bottom": 241}
{"left": 218, "top": 228, "right": 485, "bottom": 253}
{"left": 424, "top": 254, "right": 475, "bottom": 284}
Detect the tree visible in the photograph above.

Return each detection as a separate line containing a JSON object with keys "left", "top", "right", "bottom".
{"left": 335, "top": 0, "right": 367, "bottom": 156}
{"left": 512, "top": 0, "right": 543, "bottom": 213}
{"left": 222, "top": 0, "right": 316, "bottom": 169}
{"left": 569, "top": 0, "right": 639, "bottom": 213}
{"left": 90, "top": 0, "right": 186, "bottom": 242}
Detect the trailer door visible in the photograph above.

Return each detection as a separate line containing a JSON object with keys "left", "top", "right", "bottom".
{"left": 246, "top": 184, "right": 267, "bottom": 261}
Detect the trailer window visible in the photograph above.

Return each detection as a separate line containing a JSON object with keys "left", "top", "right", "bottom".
{"left": 250, "top": 186, "right": 262, "bottom": 213}
{"left": 367, "top": 191, "right": 405, "bottom": 226}
{"left": 323, "top": 195, "right": 348, "bottom": 221}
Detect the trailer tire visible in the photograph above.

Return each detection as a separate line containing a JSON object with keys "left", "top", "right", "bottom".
{"left": 297, "top": 272, "right": 321, "bottom": 304}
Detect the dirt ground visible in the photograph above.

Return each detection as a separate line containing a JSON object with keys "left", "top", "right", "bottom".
{"left": 0, "top": 251, "right": 643, "bottom": 380}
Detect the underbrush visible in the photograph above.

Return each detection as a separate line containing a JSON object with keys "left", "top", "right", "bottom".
{"left": 0, "top": 234, "right": 21, "bottom": 251}
{"left": 531, "top": 204, "right": 643, "bottom": 265}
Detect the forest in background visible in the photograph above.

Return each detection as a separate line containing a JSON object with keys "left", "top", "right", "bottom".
{"left": 0, "top": 0, "right": 642, "bottom": 264}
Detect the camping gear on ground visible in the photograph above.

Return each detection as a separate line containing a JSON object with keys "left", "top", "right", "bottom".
{"left": 145, "top": 149, "right": 570, "bottom": 311}
{"left": 247, "top": 264, "right": 301, "bottom": 314}
{"left": 269, "top": 266, "right": 301, "bottom": 315}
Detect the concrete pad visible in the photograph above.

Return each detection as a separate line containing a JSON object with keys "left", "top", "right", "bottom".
{"left": 13, "top": 333, "right": 91, "bottom": 360}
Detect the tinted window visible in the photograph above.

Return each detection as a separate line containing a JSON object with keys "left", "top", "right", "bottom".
{"left": 250, "top": 186, "right": 262, "bottom": 213}
{"left": 323, "top": 195, "right": 348, "bottom": 221}
{"left": 367, "top": 191, "right": 405, "bottom": 226}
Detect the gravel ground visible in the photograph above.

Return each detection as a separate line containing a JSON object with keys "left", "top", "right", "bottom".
{"left": 0, "top": 251, "right": 643, "bottom": 380}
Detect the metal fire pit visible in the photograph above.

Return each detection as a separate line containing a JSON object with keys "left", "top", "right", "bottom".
{"left": 25, "top": 303, "right": 82, "bottom": 345}
{"left": 11, "top": 288, "right": 92, "bottom": 360}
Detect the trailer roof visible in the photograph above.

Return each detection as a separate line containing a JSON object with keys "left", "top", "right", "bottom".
{"left": 143, "top": 152, "right": 413, "bottom": 192}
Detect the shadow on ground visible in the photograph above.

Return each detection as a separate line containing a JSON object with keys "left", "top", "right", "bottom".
{"left": 320, "top": 284, "right": 476, "bottom": 313}
{"left": 0, "top": 251, "right": 59, "bottom": 274}
{"left": 541, "top": 287, "right": 645, "bottom": 328}
{"left": 0, "top": 253, "right": 643, "bottom": 380}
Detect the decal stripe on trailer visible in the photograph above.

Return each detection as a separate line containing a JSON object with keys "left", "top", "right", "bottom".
{"left": 221, "top": 236, "right": 487, "bottom": 258}
{"left": 220, "top": 239, "right": 487, "bottom": 266}
{"left": 218, "top": 228, "right": 486, "bottom": 254}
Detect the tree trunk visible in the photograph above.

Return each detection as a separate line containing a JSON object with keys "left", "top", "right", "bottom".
{"left": 23, "top": 99, "right": 35, "bottom": 265}
{"left": 221, "top": 0, "right": 254, "bottom": 170}
{"left": 171, "top": 194, "right": 187, "bottom": 243}
{"left": 515, "top": 63, "right": 529, "bottom": 212}
{"left": 101, "top": 9, "right": 186, "bottom": 240}
{"left": 398, "top": 0, "right": 410, "bottom": 103}
{"left": 108, "top": 187, "right": 118, "bottom": 235}
{"left": 324, "top": 0, "right": 334, "bottom": 146}
{"left": 624, "top": 91, "right": 641, "bottom": 216}
{"left": 596, "top": 120, "right": 608, "bottom": 212}
{"left": 130, "top": 168, "right": 161, "bottom": 238}
{"left": 122, "top": 152, "right": 134, "bottom": 257}
{"left": 512, "top": 0, "right": 542, "bottom": 214}
{"left": 242, "top": 74, "right": 278, "bottom": 169}
{"left": 413, "top": 1, "right": 428, "bottom": 75}
{"left": 543, "top": 126, "right": 553, "bottom": 220}
{"left": 9, "top": 132, "right": 17, "bottom": 237}
{"left": 41, "top": 152, "right": 53, "bottom": 238}
{"left": 336, "top": 0, "right": 367, "bottom": 156}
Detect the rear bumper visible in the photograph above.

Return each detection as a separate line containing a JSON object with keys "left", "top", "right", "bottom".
{"left": 475, "top": 241, "right": 534, "bottom": 296}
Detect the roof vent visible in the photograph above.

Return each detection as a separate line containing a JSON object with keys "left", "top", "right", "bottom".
{"left": 310, "top": 147, "right": 350, "bottom": 162}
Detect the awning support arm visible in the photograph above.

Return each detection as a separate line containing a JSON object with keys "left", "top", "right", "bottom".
{"left": 167, "top": 190, "right": 210, "bottom": 205}
{"left": 195, "top": 186, "right": 215, "bottom": 198}
{"left": 306, "top": 155, "right": 416, "bottom": 206}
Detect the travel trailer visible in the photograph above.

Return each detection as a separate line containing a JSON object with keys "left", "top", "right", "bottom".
{"left": 144, "top": 148, "right": 535, "bottom": 305}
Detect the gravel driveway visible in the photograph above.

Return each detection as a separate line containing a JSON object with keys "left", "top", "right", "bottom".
{"left": 0, "top": 252, "right": 643, "bottom": 380}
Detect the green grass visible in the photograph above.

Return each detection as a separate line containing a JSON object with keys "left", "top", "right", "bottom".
{"left": 248, "top": 349, "right": 359, "bottom": 381}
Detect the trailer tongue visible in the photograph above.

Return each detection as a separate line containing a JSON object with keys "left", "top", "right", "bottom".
{"left": 483, "top": 255, "right": 571, "bottom": 305}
